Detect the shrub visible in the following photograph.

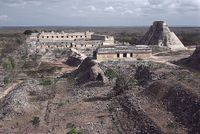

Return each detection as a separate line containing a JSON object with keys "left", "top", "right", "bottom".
{"left": 3, "top": 77, "right": 10, "bottom": 84}
{"left": 8, "top": 57, "right": 16, "bottom": 69}
{"left": 135, "top": 64, "right": 152, "bottom": 85}
{"left": 67, "top": 127, "right": 82, "bottom": 134}
{"left": 46, "top": 67, "right": 59, "bottom": 73}
{"left": 30, "top": 54, "right": 41, "bottom": 62}
{"left": 29, "top": 90, "right": 37, "bottom": 96}
{"left": 58, "top": 102, "right": 64, "bottom": 107}
{"left": 66, "top": 123, "right": 75, "bottom": 129}
{"left": 166, "top": 122, "right": 177, "bottom": 129}
{"left": 105, "top": 68, "right": 118, "bottom": 80}
{"left": 40, "top": 78, "right": 53, "bottom": 86}
{"left": 1, "top": 57, "right": 15, "bottom": 70}
{"left": 31, "top": 117, "right": 40, "bottom": 127}
{"left": 113, "top": 74, "right": 136, "bottom": 94}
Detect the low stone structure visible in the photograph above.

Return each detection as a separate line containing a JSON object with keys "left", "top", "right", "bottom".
{"left": 31, "top": 40, "right": 102, "bottom": 50}
{"left": 95, "top": 45, "right": 152, "bottom": 61}
{"left": 91, "top": 34, "right": 114, "bottom": 46}
{"left": 140, "top": 21, "right": 187, "bottom": 51}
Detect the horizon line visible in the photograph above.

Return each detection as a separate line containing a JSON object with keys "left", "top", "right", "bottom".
{"left": 0, "top": 25, "right": 200, "bottom": 28}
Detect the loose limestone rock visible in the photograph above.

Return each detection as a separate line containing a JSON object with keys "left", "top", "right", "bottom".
{"left": 71, "top": 58, "right": 108, "bottom": 84}
{"left": 140, "top": 21, "right": 187, "bottom": 51}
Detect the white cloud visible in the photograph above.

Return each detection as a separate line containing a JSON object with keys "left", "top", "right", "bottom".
{"left": 104, "top": 6, "right": 115, "bottom": 12}
{"left": 121, "top": 9, "right": 133, "bottom": 15}
{"left": 6, "top": 1, "right": 26, "bottom": 7}
{"left": 2, "top": 0, "right": 42, "bottom": 7}
{"left": 0, "top": 0, "right": 199, "bottom": 26}
{"left": 88, "top": 5, "right": 97, "bottom": 11}
{"left": 0, "top": 14, "right": 8, "bottom": 21}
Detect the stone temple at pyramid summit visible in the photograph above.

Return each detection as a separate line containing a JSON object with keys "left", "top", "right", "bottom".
{"left": 140, "top": 21, "right": 187, "bottom": 51}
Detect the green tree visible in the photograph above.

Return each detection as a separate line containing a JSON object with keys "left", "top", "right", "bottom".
{"left": 113, "top": 74, "right": 136, "bottom": 95}
{"left": 1, "top": 57, "right": 16, "bottom": 83}
{"left": 23, "top": 30, "right": 33, "bottom": 35}
{"left": 2, "top": 57, "right": 15, "bottom": 70}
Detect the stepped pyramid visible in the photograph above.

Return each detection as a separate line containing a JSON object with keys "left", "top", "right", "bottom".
{"left": 140, "top": 21, "right": 187, "bottom": 51}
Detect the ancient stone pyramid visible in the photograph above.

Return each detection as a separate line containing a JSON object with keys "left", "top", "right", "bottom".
{"left": 140, "top": 21, "right": 187, "bottom": 51}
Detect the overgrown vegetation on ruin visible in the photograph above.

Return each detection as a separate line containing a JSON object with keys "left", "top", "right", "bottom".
{"left": 105, "top": 68, "right": 118, "bottom": 80}
{"left": 135, "top": 64, "right": 152, "bottom": 85}
{"left": 39, "top": 78, "right": 53, "bottom": 86}
{"left": 113, "top": 73, "right": 137, "bottom": 94}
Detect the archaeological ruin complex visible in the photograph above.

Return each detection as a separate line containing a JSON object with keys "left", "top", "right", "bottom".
{"left": 140, "top": 21, "right": 187, "bottom": 51}
{"left": 28, "top": 31, "right": 153, "bottom": 61}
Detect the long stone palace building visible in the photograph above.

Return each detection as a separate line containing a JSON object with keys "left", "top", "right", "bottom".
{"left": 29, "top": 31, "right": 114, "bottom": 48}
{"left": 29, "top": 30, "right": 152, "bottom": 61}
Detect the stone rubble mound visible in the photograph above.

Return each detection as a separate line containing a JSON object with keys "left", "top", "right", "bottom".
{"left": 140, "top": 21, "right": 187, "bottom": 51}
{"left": 146, "top": 80, "right": 200, "bottom": 133}
{"left": 65, "top": 49, "right": 85, "bottom": 67}
{"left": 71, "top": 58, "right": 108, "bottom": 84}
{"left": 0, "top": 80, "right": 43, "bottom": 119}
{"left": 65, "top": 56, "right": 82, "bottom": 67}
{"left": 186, "top": 47, "right": 200, "bottom": 70}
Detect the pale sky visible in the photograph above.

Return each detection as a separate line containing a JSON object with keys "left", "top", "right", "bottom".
{"left": 0, "top": 0, "right": 200, "bottom": 26}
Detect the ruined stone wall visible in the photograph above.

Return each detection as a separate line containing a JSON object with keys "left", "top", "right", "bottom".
{"left": 28, "top": 40, "right": 102, "bottom": 54}
{"left": 134, "top": 53, "right": 152, "bottom": 59}
{"left": 97, "top": 53, "right": 118, "bottom": 61}
{"left": 38, "top": 31, "right": 93, "bottom": 42}
{"left": 96, "top": 52, "right": 151, "bottom": 61}
{"left": 91, "top": 34, "right": 115, "bottom": 46}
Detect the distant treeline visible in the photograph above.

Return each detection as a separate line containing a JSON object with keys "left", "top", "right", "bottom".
{"left": 23, "top": 29, "right": 65, "bottom": 35}
{"left": 114, "top": 32, "right": 200, "bottom": 46}
{"left": 177, "top": 33, "right": 200, "bottom": 46}
{"left": 114, "top": 32, "right": 144, "bottom": 45}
